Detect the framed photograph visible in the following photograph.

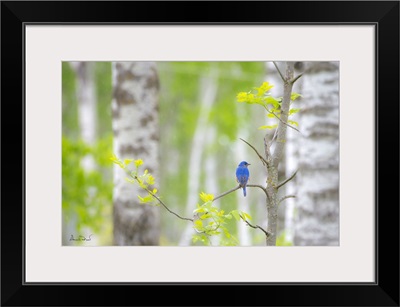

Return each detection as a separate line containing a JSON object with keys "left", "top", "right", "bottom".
{"left": 2, "top": 1, "right": 399, "bottom": 306}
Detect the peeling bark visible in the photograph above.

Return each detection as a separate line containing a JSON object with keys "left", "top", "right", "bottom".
{"left": 293, "top": 62, "right": 339, "bottom": 246}
{"left": 112, "top": 62, "right": 160, "bottom": 246}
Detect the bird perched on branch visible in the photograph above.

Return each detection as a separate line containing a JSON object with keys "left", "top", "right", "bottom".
{"left": 236, "top": 161, "right": 250, "bottom": 197}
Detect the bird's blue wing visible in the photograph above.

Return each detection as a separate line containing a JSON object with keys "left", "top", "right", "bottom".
{"left": 236, "top": 167, "right": 249, "bottom": 186}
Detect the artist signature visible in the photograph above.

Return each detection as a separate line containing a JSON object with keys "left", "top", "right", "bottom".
{"left": 69, "top": 234, "right": 93, "bottom": 242}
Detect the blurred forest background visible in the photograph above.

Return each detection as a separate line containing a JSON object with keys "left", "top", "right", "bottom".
{"left": 62, "top": 61, "right": 339, "bottom": 246}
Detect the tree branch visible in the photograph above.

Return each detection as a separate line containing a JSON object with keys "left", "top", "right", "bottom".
{"left": 133, "top": 176, "right": 194, "bottom": 222}
{"left": 276, "top": 170, "right": 298, "bottom": 189}
{"left": 273, "top": 61, "right": 286, "bottom": 83}
{"left": 290, "top": 63, "right": 315, "bottom": 84}
{"left": 264, "top": 107, "right": 300, "bottom": 133}
{"left": 213, "top": 186, "right": 241, "bottom": 201}
{"left": 131, "top": 166, "right": 272, "bottom": 241}
{"left": 240, "top": 215, "right": 272, "bottom": 238}
{"left": 247, "top": 184, "right": 267, "bottom": 193}
{"left": 192, "top": 213, "right": 221, "bottom": 234}
{"left": 239, "top": 138, "right": 269, "bottom": 167}
{"left": 147, "top": 188, "right": 194, "bottom": 222}
{"left": 278, "top": 195, "right": 296, "bottom": 205}
{"left": 213, "top": 184, "right": 267, "bottom": 202}
{"left": 290, "top": 72, "right": 304, "bottom": 84}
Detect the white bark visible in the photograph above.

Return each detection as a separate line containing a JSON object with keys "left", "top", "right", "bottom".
{"left": 293, "top": 62, "right": 340, "bottom": 246}
{"left": 112, "top": 62, "right": 160, "bottom": 245}
{"left": 179, "top": 72, "right": 218, "bottom": 246}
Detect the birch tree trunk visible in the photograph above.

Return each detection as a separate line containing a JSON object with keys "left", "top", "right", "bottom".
{"left": 293, "top": 62, "right": 339, "bottom": 246}
{"left": 112, "top": 62, "right": 160, "bottom": 245}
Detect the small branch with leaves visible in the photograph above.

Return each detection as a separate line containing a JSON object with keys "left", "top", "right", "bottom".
{"left": 110, "top": 155, "right": 270, "bottom": 246}
{"left": 240, "top": 214, "right": 272, "bottom": 238}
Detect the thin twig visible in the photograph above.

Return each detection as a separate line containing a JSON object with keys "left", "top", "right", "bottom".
{"left": 147, "top": 188, "right": 194, "bottom": 222}
{"left": 290, "top": 72, "right": 304, "bottom": 84}
{"left": 276, "top": 170, "right": 298, "bottom": 189}
{"left": 278, "top": 195, "right": 296, "bottom": 205}
{"left": 290, "top": 63, "right": 315, "bottom": 84}
{"left": 132, "top": 175, "right": 194, "bottom": 222}
{"left": 247, "top": 184, "right": 267, "bottom": 193}
{"left": 240, "top": 215, "right": 271, "bottom": 238}
{"left": 239, "top": 138, "right": 269, "bottom": 166}
{"left": 213, "top": 184, "right": 267, "bottom": 202}
{"left": 192, "top": 213, "right": 221, "bottom": 234}
{"left": 273, "top": 61, "right": 286, "bottom": 82}
{"left": 213, "top": 186, "right": 241, "bottom": 201}
{"left": 264, "top": 107, "right": 300, "bottom": 133}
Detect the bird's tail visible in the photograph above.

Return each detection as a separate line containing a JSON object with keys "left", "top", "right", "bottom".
{"left": 243, "top": 186, "right": 247, "bottom": 197}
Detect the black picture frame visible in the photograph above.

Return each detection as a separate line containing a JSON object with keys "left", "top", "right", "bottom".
{"left": 1, "top": 1, "right": 399, "bottom": 306}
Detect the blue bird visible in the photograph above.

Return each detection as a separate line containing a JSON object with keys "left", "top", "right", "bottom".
{"left": 236, "top": 161, "right": 250, "bottom": 197}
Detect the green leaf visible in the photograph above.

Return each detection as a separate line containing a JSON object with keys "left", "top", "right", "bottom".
{"left": 199, "top": 192, "right": 214, "bottom": 203}
{"left": 241, "top": 211, "right": 252, "bottom": 221}
{"left": 124, "top": 159, "right": 133, "bottom": 166}
{"left": 223, "top": 227, "right": 231, "bottom": 238}
{"left": 230, "top": 210, "right": 240, "bottom": 221}
{"left": 258, "top": 124, "right": 278, "bottom": 130}
{"left": 289, "top": 108, "right": 300, "bottom": 116}
{"left": 288, "top": 120, "right": 299, "bottom": 127}
{"left": 110, "top": 155, "right": 125, "bottom": 169}
{"left": 236, "top": 92, "right": 248, "bottom": 102}
{"left": 200, "top": 213, "right": 211, "bottom": 220}
{"left": 254, "top": 82, "right": 274, "bottom": 97}
{"left": 291, "top": 92, "right": 302, "bottom": 101}
{"left": 246, "top": 94, "right": 257, "bottom": 104}
{"left": 138, "top": 194, "right": 153, "bottom": 203}
{"left": 265, "top": 96, "right": 280, "bottom": 107}
{"left": 194, "top": 219, "right": 203, "bottom": 229}
{"left": 146, "top": 174, "right": 155, "bottom": 185}
{"left": 125, "top": 177, "right": 135, "bottom": 183}
{"left": 193, "top": 207, "right": 206, "bottom": 214}
{"left": 134, "top": 159, "right": 144, "bottom": 167}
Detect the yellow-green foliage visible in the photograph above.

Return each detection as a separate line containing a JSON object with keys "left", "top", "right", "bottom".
{"left": 111, "top": 155, "right": 254, "bottom": 246}
{"left": 62, "top": 135, "right": 113, "bottom": 244}
{"left": 237, "top": 82, "right": 301, "bottom": 130}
